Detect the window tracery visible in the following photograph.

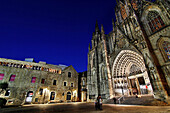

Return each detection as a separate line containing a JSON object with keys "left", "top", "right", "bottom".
{"left": 131, "top": 0, "right": 138, "bottom": 10}
{"left": 147, "top": 11, "right": 165, "bottom": 33}
{"left": 129, "top": 64, "right": 141, "bottom": 75}
{"left": 120, "top": 4, "right": 127, "bottom": 20}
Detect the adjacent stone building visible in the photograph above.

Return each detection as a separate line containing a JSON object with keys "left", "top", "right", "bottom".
{"left": 87, "top": 0, "right": 170, "bottom": 102}
{"left": 0, "top": 58, "right": 78, "bottom": 104}
{"left": 78, "top": 71, "right": 87, "bottom": 102}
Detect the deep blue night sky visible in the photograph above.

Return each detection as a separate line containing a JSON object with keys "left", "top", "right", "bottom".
{"left": 0, "top": 0, "right": 116, "bottom": 72}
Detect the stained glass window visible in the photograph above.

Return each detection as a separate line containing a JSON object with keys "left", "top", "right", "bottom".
{"left": 131, "top": 0, "right": 138, "bottom": 10}
{"left": 147, "top": 11, "right": 165, "bottom": 32}
{"left": 120, "top": 5, "right": 127, "bottom": 20}
{"left": 163, "top": 41, "right": 170, "bottom": 60}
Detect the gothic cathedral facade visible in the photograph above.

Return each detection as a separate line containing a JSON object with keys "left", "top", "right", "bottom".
{"left": 87, "top": 0, "right": 170, "bottom": 102}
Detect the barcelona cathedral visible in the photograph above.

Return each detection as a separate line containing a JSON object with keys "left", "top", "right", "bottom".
{"left": 87, "top": 0, "right": 170, "bottom": 102}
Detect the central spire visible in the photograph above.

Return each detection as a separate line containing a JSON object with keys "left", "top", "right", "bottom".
{"left": 95, "top": 20, "right": 100, "bottom": 33}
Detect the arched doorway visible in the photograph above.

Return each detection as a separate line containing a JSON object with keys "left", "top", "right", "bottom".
{"left": 112, "top": 50, "right": 153, "bottom": 96}
{"left": 25, "top": 91, "right": 33, "bottom": 103}
{"left": 67, "top": 92, "right": 71, "bottom": 100}
{"left": 50, "top": 92, "right": 55, "bottom": 100}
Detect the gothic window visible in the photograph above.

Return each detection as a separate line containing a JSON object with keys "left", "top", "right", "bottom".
{"left": 131, "top": 0, "right": 138, "bottom": 10}
{"left": 147, "top": 11, "right": 165, "bottom": 33}
{"left": 120, "top": 4, "right": 127, "bottom": 20}
{"left": 163, "top": 41, "right": 170, "bottom": 60}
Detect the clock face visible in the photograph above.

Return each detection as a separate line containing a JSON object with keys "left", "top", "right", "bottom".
{"left": 131, "top": 0, "right": 138, "bottom": 10}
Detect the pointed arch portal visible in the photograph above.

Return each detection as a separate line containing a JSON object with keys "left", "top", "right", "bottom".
{"left": 112, "top": 50, "right": 153, "bottom": 96}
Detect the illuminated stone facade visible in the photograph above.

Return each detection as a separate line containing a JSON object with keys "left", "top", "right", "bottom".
{"left": 87, "top": 0, "right": 170, "bottom": 102}
{"left": 0, "top": 58, "right": 78, "bottom": 104}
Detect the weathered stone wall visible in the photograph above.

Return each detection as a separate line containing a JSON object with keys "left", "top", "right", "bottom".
{"left": 0, "top": 58, "right": 78, "bottom": 104}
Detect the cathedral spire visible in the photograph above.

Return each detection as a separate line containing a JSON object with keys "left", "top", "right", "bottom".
{"left": 95, "top": 20, "right": 100, "bottom": 33}
{"left": 101, "top": 24, "right": 105, "bottom": 34}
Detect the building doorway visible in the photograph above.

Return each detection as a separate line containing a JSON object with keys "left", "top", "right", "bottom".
{"left": 130, "top": 79, "right": 138, "bottom": 95}
{"left": 25, "top": 91, "right": 33, "bottom": 103}
{"left": 112, "top": 50, "right": 153, "bottom": 96}
{"left": 50, "top": 92, "right": 55, "bottom": 100}
{"left": 67, "top": 92, "right": 71, "bottom": 100}
{"left": 138, "top": 77, "right": 148, "bottom": 94}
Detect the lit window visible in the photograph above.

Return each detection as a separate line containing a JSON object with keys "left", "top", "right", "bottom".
{"left": 64, "top": 82, "right": 67, "bottom": 86}
{"left": 131, "top": 0, "right": 138, "bottom": 10}
{"left": 68, "top": 72, "right": 71, "bottom": 78}
{"left": 71, "top": 83, "right": 73, "bottom": 87}
{"left": 41, "top": 78, "right": 45, "bottom": 84}
{"left": 120, "top": 4, "right": 127, "bottom": 20}
{"left": 53, "top": 80, "right": 57, "bottom": 85}
{"left": 147, "top": 11, "right": 165, "bottom": 33}
{"left": 9, "top": 75, "right": 16, "bottom": 81}
{"left": 31, "top": 77, "right": 36, "bottom": 83}
{"left": 0, "top": 73, "right": 4, "bottom": 80}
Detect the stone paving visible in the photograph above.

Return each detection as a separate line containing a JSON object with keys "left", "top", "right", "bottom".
{"left": 0, "top": 102, "right": 170, "bottom": 113}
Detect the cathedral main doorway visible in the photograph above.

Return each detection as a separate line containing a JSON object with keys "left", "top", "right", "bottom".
{"left": 112, "top": 50, "right": 153, "bottom": 96}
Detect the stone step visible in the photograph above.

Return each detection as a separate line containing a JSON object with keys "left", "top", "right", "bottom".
{"left": 105, "top": 95, "right": 169, "bottom": 106}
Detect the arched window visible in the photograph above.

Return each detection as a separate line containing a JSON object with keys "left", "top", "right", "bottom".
{"left": 163, "top": 41, "right": 170, "bottom": 60}
{"left": 120, "top": 4, "right": 127, "bottom": 20}
{"left": 68, "top": 72, "right": 71, "bottom": 78}
{"left": 131, "top": 0, "right": 138, "bottom": 10}
{"left": 147, "top": 11, "right": 165, "bottom": 33}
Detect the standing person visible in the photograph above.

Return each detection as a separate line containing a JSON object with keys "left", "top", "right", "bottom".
{"left": 95, "top": 97, "right": 98, "bottom": 110}
{"left": 99, "top": 96, "right": 102, "bottom": 110}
